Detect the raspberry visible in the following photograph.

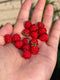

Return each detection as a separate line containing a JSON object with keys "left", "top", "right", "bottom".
{"left": 31, "top": 45, "right": 39, "bottom": 55}
{"left": 31, "top": 31, "right": 39, "bottom": 39}
{"left": 22, "top": 29, "right": 30, "bottom": 37}
{"left": 24, "top": 21, "right": 32, "bottom": 29}
{"left": 12, "top": 34, "right": 21, "bottom": 42}
{"left": 38, "top": 28, "right": 47, "bottom": 34}
{"left": 39, "top": 34, "right": 48, "bottom": 41}
{"left": 23, "top": 50, "right": 31, "bottom": 59}
{"left": 30, "top": 39, "right": 38, "bottom": 45}
{"left": 4, "top": 34, "right": 12, "bottom": 43}
{"left": 30, "top": 24, "right": 37, "bottom": 32}
{"left": 23, "top": 44, "right": 30, "bottom": 51}
{"left": 23, "top": 38, "right": 30, "bottom": 44}
{"left": 15, "top": 40, "right": 23, "bottom": 48}
{"left": 37, "top": 22, "right": 44, "bottom": 28}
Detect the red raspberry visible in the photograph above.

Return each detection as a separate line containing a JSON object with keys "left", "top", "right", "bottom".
{"left": 23, "top": 50, "right": 31, "bottom": 59}
{"left": 4, "top": 34, "right": 12, "bottom": 43}
{"left": 31, "top": 45, "right": 39, "bottom": 55}
{"left": 23, "top": 44, "right": 30, "bottom": 51}
{"left": 30, "top": 24, "right": 37, "bottom": 32}
{"left": 15, "top": 40, "right": 23, "bottom": 48}
{"left": 39, "top": 34, "right": 48, "bottom": 41}
{"left": 38, "top": 28, "right": 47, "bottom": 34}
{"left": 31, "top": 32, "right": 39, "bottom": 39}
{"left": 24, "top": 21, "right": 32, "bottom": 29}
{"left": 23, "top": 38, "right": 30, "bottom": 44}
{"left": 12, "top": 34, "right": 21, "bottom": 42}
{"left": 37, "top": 22, "right": 44, "bottom": 28}
{"left": 30, "top": 39, "right": 38, "bottom": 45}
{"left": 22, "top": 29, "right": 30, "bottom": 37}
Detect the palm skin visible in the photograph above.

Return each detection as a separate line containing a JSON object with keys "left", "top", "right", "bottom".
{"left": 0, "top": 0, "right": 60, "bottom": 80}
{"left": 0, "top": 41, "right": 57, "bottom": 80}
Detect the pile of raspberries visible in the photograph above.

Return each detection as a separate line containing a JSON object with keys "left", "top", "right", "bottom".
{"left": 4, "top": 21, "right": 48, "bottom": 59}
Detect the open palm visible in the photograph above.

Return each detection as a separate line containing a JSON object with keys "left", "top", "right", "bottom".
{"left": 0, "top": 0, "right": 60, "bottom": 80}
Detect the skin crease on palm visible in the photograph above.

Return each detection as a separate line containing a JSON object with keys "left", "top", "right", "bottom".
{"left": 0, "top": 0, "right": 60, "bottom": 80}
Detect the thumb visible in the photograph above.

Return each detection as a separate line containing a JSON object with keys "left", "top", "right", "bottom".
{"left": 0, "top": 23, "right": 13, "bottom": 45}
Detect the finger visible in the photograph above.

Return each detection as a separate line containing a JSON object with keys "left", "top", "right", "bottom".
{"left": 13, "top": 0, "right": 32, "bottom": 34}
{"left": 31, "top": 0, "right": 46, "bottom": 23}
{"left": 17, "top": 0, "right": 32, "bottom": 21}
{"left": 43, "top": 4, "right": 54, "bottom": 34}
{"left": 0, "top": 36, "right": 5, "bottom": 46}
{"left": 0, "top": 23, "right": 13, "bottom": 45}
{"left": 0, "top": 23, "right": 13, "bottom": 36}
{"left": 47, "top": 20, "right": 60, "bottom": 52}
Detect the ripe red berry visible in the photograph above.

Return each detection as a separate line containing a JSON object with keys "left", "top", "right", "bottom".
{"left": 23, "top": 38, "right": 30, "bottom": 44}
{"left": 23, "top": 50, "right": 31, "bottom": 59}
{"left": 12, "top": 34, "right": 21, "bottom": 42}
{"left": 39, "top": 34, "right": 48, "bottom": 41}
{"left": 37, "top": 22, "right": 44, "bottom": 28}
{"left": 30, "top": 39, "right": 38, "bottom": 45}
{"left": 30, "top": 24, "right": 37, "bottom": 32}
{"left": 38, "top": 28, "right": 47, "bottom": 34}
{"left": 22, "top": 29, "right": 30, "bottom": 37}
{"left": 4, "top": 34, "right": 12, "bottom": 43}
{"left": 31, "top": 45, "right": 39, "bottom": 55}
{"left": 24, "top": 21, "right": 32, "bottom": 29}
{"left": 15, "top": 40, "right": 23, "bottom": 48}
{"left": 23, "top": 44, "right": 30, "bottom": 51}
{"left": 31, "top": 31, "right": 39, "bottom": 39}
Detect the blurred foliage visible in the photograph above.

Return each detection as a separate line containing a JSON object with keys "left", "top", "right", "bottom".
{"left": 12, "top": 24, "right": 14, "bottom": 27}
{"left": 57, "top": 50, "right": 60, "bottom": 68}
{"left": 0, "top": 25, "right": 3, "bottom": 29}
{"left": 0, "top": 0, "right": 60, "bottom": 68}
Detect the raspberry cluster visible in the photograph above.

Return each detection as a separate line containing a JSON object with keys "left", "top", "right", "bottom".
{"left": 4, "top": 21, "right": 48, "bottom": 59}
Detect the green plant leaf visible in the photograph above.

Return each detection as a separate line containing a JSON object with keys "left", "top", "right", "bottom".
{"left": 0, "top": 25, "right": 3, "bottom": 29}
{"left": 57, "top": 49, "right": 60, "bottom": 68}
{"left": 54, "top": 9, "right": 60, "bottom": 14}
{"left": 49, "top": 1, "right": 55, "bottom": 5}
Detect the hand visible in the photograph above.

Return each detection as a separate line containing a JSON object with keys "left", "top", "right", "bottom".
{"left": 0, "top": 0, "right": 60, "bottom": 80}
